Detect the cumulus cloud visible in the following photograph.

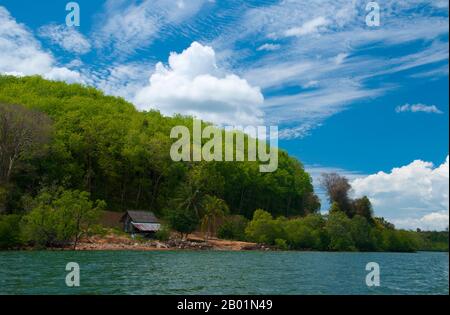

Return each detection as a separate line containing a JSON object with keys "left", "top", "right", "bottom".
{"left": 351, "top": 156, "right": 449, "bottom": 231}
{"left": 134, "top": 42, "right": 264, "bottom": 125}
{"left": 0, "top": 6, "right": 83, "bottom": 83}
{"left": 393, "top": 211, "right": 449, "bottom": 231}
{"left": 395, "top": 103, "right": 444, "bottom": 114}
{"left": 38, "top": 24, "right": 91, "bottom": 54}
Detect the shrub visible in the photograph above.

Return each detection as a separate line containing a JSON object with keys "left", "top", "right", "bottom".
{"left": 285, "top": 219, "right": 317, "bottom": 249}
{"left": 275, "top": 238, "right": 288, "bottom": 250}
{"left": 0, "top": 185, "right": 9, "bottom": 213}
{"left": 155, "top": 225, "right": 171, "bottom": 241}
{"left": 88, "top": 224, "right": 108, "bottom": 237}
{"left": 0, "top": 214, "right": 22, "bottom": 249}
{"left": 245, "top": 210, "right": 286, "bottom": 244}
{"left": 217, "top": 215, "right": 248, "bottom": 240}
{"left": 382, "top": 229, "right": 418, "bottom": 252}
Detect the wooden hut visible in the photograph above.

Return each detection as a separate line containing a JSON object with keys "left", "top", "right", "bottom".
{"left": 121, "top": 210, "right": 161, "bottom": 236}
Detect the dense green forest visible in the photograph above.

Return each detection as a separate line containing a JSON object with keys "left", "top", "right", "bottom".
{"left": 0, "top": 75, "right": 448, "bottom": 252}
{"left": 0, "top": 75, "right": 317, "bottom": 217}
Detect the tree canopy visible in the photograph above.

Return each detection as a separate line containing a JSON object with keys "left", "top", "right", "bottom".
{"left": 0, "top": 75, "right": 319, "bottom": 220}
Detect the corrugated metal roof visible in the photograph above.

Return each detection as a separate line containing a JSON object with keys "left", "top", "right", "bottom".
{"left": 125, "top": 210, "right": 159, "bottom": 223}
{"left": 132, "top": 222, "right": 161, "bottom": 232}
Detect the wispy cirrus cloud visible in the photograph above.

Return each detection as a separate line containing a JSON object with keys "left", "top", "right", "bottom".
{"left": 283, "top": 16, "right": 330, "bottom": 37}
{"left": 92, "top": 0, "right": 210, "bottom": 59}
{"left": 270, "top": 83, "right": 388, "bottom": 139}
{"left": 38, "top": 24, "right": 91, "bottom": 55}
{"left": 206, "top": 0, "right": 449, "bottom": 139}
{"left": 257, "top": 43, "right": 280, "bottom": 52}
{"left": 0, "top": 1, "right": 448, "bottom": 142}
{"left": 396, "top": 103, "right": 444, "bottom": 114}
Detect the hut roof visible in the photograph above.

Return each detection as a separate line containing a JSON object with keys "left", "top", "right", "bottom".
{"left": 122, "top": 210, "right": 159, "bottom": 223}
{"left": 132, "top": 222, "right": 160, "bottom": 232}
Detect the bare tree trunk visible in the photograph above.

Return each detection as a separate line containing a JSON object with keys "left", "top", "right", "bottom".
{"left": 135, "top": 179, "right": 142, "bottom": 208}
{"left": 150, "top": 173, "right": 163, "bottom": 210}
{"left": 73, "top": 233, "right": 80, "bottom": 250}
{"left": 6, "top": 157, "right": 15, "bottom": 183}
{"left": 73, "top": 215, "right": 82, "bottom": 250}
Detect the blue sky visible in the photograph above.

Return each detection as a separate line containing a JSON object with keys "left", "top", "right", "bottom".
{"left": 0, "top": 0, "right": 448, "bottom": 230}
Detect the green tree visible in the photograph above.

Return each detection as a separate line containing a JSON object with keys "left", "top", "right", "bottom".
{"left": 353, "top": 196, "right": 374, "bottom": 222}
{"left": 374, "top": 217, "right": 395, "bottom": 230}
{"left": 285, "top": 219, "right": 317, "bottom": 249}
{"left": 165, "top": 206, "right": 199, "bottom": 240}
{"left": 329, "top": 202, "right": 342, "bottom": 215}
{"left": 326, "top": 211, "right": 356, "bottom": 251}
{"left": 349, "top": 215, "right": 374, "bottom": 251}
{"left": 21, "top": 188, "right": 104, "bottom": 248}
{"left": 382, "top": 229, "right": 418, "bottom": 252}
{"left": 245, "top": 209, "right": 285, "bottom": 244}
{"left": 200, "top": 195, "right": 229, "bottom": 240}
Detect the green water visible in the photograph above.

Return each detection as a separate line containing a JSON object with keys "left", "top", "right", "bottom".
{"left": 0, "top": 251, "right": 448, "bottom": 295}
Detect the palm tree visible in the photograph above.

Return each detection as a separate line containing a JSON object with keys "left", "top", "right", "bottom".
{"left": 200, "top": 195, "right": 229, "bottom": 240}
{"left": 171, "top": 184, "right": 202, "bottom": 240}
{"left": 174, "top": 183, "right": 201, "bottom": 214}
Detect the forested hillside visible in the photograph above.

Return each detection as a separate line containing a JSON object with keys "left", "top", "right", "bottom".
{"left": 0, "top": 75, "right": 319, "bottom": 218}
{"left": 0, "top": 75, "right": 447, "bottom": 252}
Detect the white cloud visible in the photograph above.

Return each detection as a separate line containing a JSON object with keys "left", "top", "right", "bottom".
{"left": 0, "top": 6, "right": 83, "bottom": 83}
{"left": 396, "top": 103, "right": 444, "bottom": 114}
{"left": 393, "top": 211, "right": 449, "bottom": 231}
{"left": 264, "top": 80, "right": 387, "bottom": 139}
{"left": 93, "top": 0, "right": 208, "bottom": 57}
{"left": 93, "top": 62, "right": 153, "bottom": 101}
{"left": 38, "top": 24, "right": 91, "bottom": 54}
{"left": 351, "top": 156, "right": 449, "bottom": 231}
{"left": 432, "top": 0, "right": 449, "bottom": 9}
{"left": 284, "top": 16, "right": 329, "bottom": 37}
{"left": 257, "top": 43, "right": 281, "bottom": 51}
{"left": 244, "top": 60, "right": 317, "bottom": 90}
{"left": 303, "top": 80, "right": 319, "bottom": 88}
{"left": 45, "top": 67, "right": 83, "bottom": 82}
{"left": 411, "top": 64, "right": 449, "bottom": 79}
{"left": 334, "top": 53, "right": 348, "bottom": 65}
{"left": 208, "top": 0, "right": 449, "bottom": 138}
{"left": 134, "top": 42, "right": 264, "bottom": 126}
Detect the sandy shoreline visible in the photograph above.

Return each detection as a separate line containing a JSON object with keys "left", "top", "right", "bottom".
{"left": 70, "top": 232, "right": 265, "bottom": 251}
